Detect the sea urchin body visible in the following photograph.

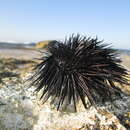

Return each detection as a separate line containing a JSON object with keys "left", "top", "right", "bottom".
{"left": 31, "top": 34, "right": 130, "bottom": 111}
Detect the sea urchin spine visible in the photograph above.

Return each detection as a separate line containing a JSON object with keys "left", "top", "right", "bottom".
{"left": 31, "top": 34, "right": 130, "bottom": 111}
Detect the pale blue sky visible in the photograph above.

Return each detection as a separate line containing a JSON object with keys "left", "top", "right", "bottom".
{"left": 0, "top": 0, "right": 130, "bottom": 49}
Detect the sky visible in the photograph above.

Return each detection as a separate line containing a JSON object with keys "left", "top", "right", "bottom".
{"left": 0, "top": 0, "right": 130, "bottom": 49}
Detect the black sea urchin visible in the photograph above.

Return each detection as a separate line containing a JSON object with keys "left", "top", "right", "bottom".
{"left": 31, "top": 34, "right": 130, "bottom": 111}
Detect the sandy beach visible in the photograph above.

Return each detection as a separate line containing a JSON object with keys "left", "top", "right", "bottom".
{"left": 0, "top": 48, "right": 40, "bottom": 60}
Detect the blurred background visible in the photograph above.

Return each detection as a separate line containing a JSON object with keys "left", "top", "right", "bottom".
{"left": 0, "top": 0, "right": 130, "bottom": 66}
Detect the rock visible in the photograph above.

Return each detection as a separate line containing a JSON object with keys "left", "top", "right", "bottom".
{"left": 36, "top": 40, "right": 51, "bottom": 49}
{"left": 0, "top": 72, "right": 130, "bottom": 130}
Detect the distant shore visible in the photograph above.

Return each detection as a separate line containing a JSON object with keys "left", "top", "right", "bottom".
{"left": 0, "top": 48, "right": 40, "bottom": 60}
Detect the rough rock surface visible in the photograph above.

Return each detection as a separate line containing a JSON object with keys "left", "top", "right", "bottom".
{"left": 0, "top": 73, "right": 130, "bottom": 130}
{"left": 0, "top": 58, "right": 130, "bottom": 130}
